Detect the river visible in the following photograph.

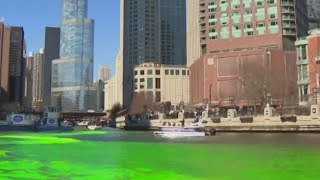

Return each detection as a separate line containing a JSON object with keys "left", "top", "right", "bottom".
{"left": 1, "top": 130, "right": 320, "bottom": 179}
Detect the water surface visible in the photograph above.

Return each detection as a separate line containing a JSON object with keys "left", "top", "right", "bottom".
{"left": 1, "top": 130, "right": 320, "bottom": 179}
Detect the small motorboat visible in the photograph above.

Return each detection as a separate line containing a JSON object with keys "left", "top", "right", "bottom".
{"left": 87, "top": 125, "right": 102, "bottom": 130}
{"left": 154, "top": 129, "right": 206, "bottom": 138}
{"left": 77, "top": 121, "right": 90, "bottom": 126}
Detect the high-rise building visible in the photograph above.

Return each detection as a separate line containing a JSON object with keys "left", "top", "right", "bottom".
{"left": 295, "top": 0, "right": 309, "bottom": 38}
{"left": 24, "top": 53, "right": 33, "bottom": 108}
{"left": 187, "top": 0, "right": 201, "bottom": 67}
{"left": 0, "top": 21, "right": 4, "bottom": 100}
{"left": 1, "top": 26, "right": 24, "bottom": 104}
{"left": 44, "top": 27, "right": 60, "bottom": 108}
{"left": 98, "top": 65, "right": 112, "bottom": 82}
{"left": 307, "top": 0, "right": 320, "bottom": 30}
{"left": 189, "top": 0, "right": 299, "bottom": 107}
{"left": 105, "top": 53, "right": 123, "bottom": 111}
{"left": 51, "top": 0, "right": 96, "bottom": 112}
{"left": 121, "top": 0, "right": 186, "bottom": 107}
{"left": 30, "top": 50, "right": 45, "bottom": 111}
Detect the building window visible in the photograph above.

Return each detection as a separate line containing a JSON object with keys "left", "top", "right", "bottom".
{"left": 156, "top": 78, "right": 161, "bottom": 89}
{"left": 170, "top": 70, "right": 174, "bottom": 75}
{"left": 140, "top": 70, "right": 145, "bottom": 75}
{"left": 165, "top": 70, "right": 169, "bottom": 75}
{"left": 134, "top": 71, "right": 137, "bottom": 75}
{"left": 140, "top": 78, "right": 145, "bottom": 89}
{"left": 187, "top": 70, "right": 190, "bottom": 75}
{"left": 176, "top": 70, "right": 180, "bottom": 75}
{"left": 147, "top": 69, "right": 153, "bottom": 75}
{"left": 182, "top": 70, "right": 186, "bottom": 75}
{"left": 147, "top": 78, "right": 153, "bottom": 89}
{"left": 300, "top": 45, "right": 307, "bottom": 60}
{"left": 156, "top": 70, "right": 160, "bottom": 75}
{"left": 156, "top": 92, "right": 161, "bottom": 102}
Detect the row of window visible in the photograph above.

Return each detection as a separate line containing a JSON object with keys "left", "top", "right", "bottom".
{"left": 135, "top": 78, "right": 161, "bottom": 90}
{"left": 206, "top": 0, "right": 278, "bottom": 10}
{"left": 134, "top": 69, "right": 190, "bottom": 76}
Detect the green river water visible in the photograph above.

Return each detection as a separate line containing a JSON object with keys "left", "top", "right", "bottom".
{"left": 1, "top": 130, "right": 320, "bottom": 180}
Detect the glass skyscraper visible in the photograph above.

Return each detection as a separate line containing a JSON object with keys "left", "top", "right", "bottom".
{"left": 51, "top": 0, "right": 96, "bottom": 112}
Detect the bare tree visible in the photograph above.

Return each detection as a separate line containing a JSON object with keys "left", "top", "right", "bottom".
{"left": 241, "top": 60, "right": 270, "bottom": 112}
{"left": 129, "top": 92, "right": 154, "bottom": 115}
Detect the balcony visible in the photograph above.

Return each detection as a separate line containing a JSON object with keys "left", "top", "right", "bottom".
{"left": 282, "top": 29, "right": 296, "bottom": 36}
{"left": 200, "top": 0, "right": 206, "bottom": 5}
{"left": 199, "top": 19, "right": 206, "bottom": 25}
{"left": 200, "top": 39, "right": 206, "bottom": 45}
{"left": 199, "top": 6, "right": 206, "bottom": 12}
{"left": 281, "top": 0, "right": 294, "bottom": 6}
{"left": 200, "top": 12, "right": 206, "bottom": 18}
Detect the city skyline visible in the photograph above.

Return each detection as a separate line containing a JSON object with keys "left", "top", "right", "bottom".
{"left": 0, "top": 0, "right": 120, "bottom": 80}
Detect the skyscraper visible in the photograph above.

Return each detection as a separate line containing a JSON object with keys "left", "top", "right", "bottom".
{"left": 1, "top": 26, "right": 24, "bottom": 104}
{"left": 31, "top": 49, "right": 45, "bottom": 111}
{"left": 44, "top": 27, "right": 60, "bottom": 108}
{"left": 24, "top": 53, "right": 33, "bottom": 108}
{"left": 187, "top": 0, "right": 201, "bottom": 67}
{"left": 121, "top": 0, "right": 186, "bottom": 107}
{"left": 98, "top": 65, "right": 112, "bottom": 82}
{"left": 189, "top": 0, "right": 299, "bottom": 106}
{"left": 307, "top": 0, "right": 320, "bottom": 30}
{"left": 51, "top": 0, "right": 96, "bottom": 111}
{"left": 0, "top": 21, "right": 4, "bottom": 100}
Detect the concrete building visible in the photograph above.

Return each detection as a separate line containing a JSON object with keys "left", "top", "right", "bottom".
{"left": 295, "top": 29, "right": 320, "bottom": 105}
{"left": 24, "top": 53, "right": 33, "bottom": 108}
{"left": 31, "top": 49, "right": 45, "bottom": 111}
{"left": 0, "top": 26, "right": 24, "bottom": 104}
{"left": 121, "top": 0, "right": 186, "bottom": 108}
{"left": 307, "top": 0, "right": 320, "bottom": 30}
{"left": 51, "top": 0, "right": 96, "bottom": 112}
{"left": 44, "top": 27, "right": 60, "bottom": 108}
{"left": 104, "top": 53, "right": 123, "bottom": 111}
{"left": 134, "top": 62, "right": 189, "bottom": 107}
{"left": 98, "top": 65, "right": 111, "bottom": 82}
{"left": 189, "top": 0, "right": 299, "bottom": 107}
{"left": 0, "top": 21, "right": 4, "bottom": 100}
{"left": 187, "top": 0, "right": 201, "bottom": 67}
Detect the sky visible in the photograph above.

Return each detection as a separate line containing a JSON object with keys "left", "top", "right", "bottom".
{"left": 0, "top": 0, "right": 120, "bottom": 80}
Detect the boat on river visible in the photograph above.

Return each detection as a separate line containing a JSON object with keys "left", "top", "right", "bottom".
{"left": 154, "top": 116, "right": 216, "bottom": 138}
{"left": 154, "top": 128, "right": 206, "bottom": 138}
{"left": 87, "top": 125, "right": 102, "bottom": 130}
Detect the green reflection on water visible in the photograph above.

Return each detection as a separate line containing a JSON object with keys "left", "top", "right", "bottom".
{"left": 1, "top": 132, "right": 320, "bottom": 180}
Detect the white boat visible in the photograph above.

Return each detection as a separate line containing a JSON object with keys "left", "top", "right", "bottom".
{"left": 154, "top": 130, "right": 205, "bottom": 138}
{"left": 77, "top": 121, "right": 90, "bottom": 126}
{"left": 87, "top": 125, "right": 102, "bottom": 130}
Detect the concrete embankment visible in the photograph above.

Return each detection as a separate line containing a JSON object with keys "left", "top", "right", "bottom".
{"left": 117, "top": 115, "right": 320, "bottom": 132}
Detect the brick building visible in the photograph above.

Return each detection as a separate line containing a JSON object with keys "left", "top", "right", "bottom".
{"left": 189, "top": 0, "right": 300, "bottom": 107}
{"left": 295, "top": 29, "right": 320, "bottom": 105}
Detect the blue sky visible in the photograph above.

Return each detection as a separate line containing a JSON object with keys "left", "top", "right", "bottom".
{"left": 0, "top": 0, "right": 120, "bottom": 79}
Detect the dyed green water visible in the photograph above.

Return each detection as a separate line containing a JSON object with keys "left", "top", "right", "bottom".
{"left": 1, "top": 131, "right": 320, "bottom": 180}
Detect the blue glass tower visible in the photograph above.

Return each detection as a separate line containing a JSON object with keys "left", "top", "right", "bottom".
{"left": 51, "top": 0, "right": 96, "bottom": 111}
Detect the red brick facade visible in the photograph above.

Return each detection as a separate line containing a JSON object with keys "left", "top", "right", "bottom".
{"left": 190, "top": 49, "right": 297, "bottom": 107}
{"left": 307, "top": 34, "right": 320, "bottom": 95}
